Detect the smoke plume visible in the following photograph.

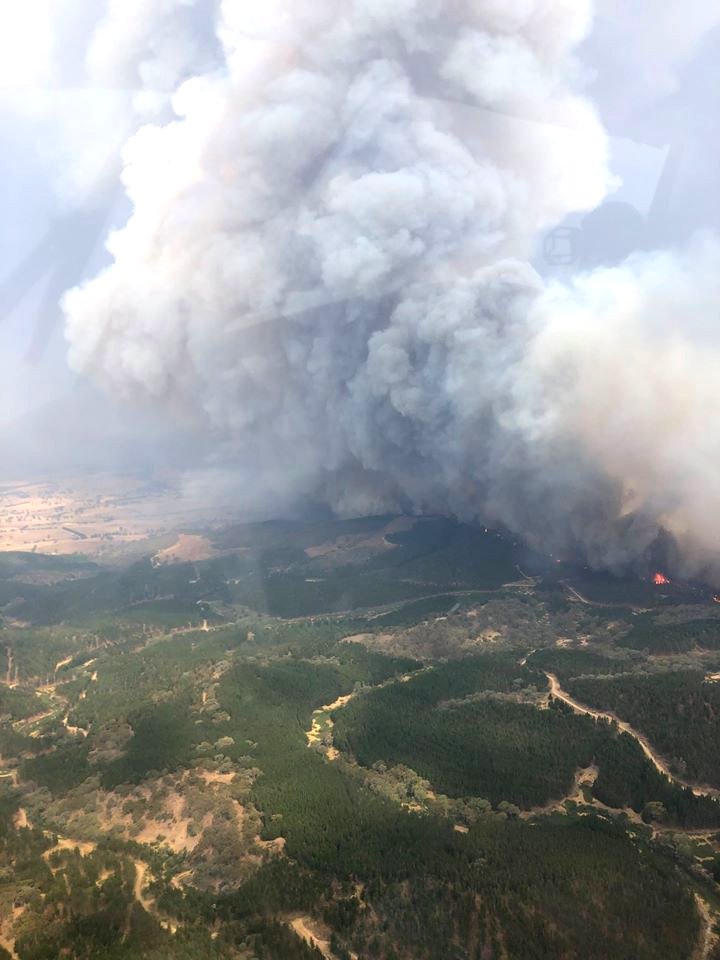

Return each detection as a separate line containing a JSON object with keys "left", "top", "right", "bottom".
{"left": 63, "top": 0, "right": 720, "bottom": 577}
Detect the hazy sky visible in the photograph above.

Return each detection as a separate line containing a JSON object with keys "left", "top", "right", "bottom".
{"left": 1, "top": 1, "right": 720, "bottom": 579}
{"left": 0, "top": 1, "right": 218, "bottom": 472}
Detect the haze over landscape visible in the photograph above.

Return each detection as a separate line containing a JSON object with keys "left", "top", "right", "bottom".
{"left": 0, "top": 0, "right": 718, "bottom": 576}
{"left": 2, "top": 5, "right": 720, "bottom": 960}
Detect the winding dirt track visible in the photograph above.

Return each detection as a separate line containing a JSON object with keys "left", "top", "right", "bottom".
{"left": 695, "top": 895, "right": 719, "bottom": 960}
{"left": 133, "top": 860, "right": 153, "bottom": 913}
{"left": 546, "top": 673, "right": 720, "bottom": 800}
{"left": 0, "top": 932, "right": 17, "bottom": 960}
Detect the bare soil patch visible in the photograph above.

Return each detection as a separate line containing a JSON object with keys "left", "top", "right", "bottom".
{"left": 289, "top": 916, "right": 336, "bottom": 960}
{"left": 304, "top": 517, "right": 417, "bottom": 562}
{"left": 151, "top": 534, "right": 217, "bottom": 566}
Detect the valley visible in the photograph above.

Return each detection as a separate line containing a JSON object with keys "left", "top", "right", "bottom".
{"left": 0, "top": 515, "right": 720, "bottom": 959}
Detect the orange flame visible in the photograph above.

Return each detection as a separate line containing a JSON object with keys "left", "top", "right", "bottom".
{"left": 653, "top": 572, "right": 670, "bottom": 586}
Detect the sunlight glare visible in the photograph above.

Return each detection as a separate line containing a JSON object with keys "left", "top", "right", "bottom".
{"left": 0, "top": 2, "right": 54, "bottom": 89}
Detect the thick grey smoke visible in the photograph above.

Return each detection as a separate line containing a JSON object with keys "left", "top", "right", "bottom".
{"left": 513, "top": 236, "right": 720, "bottom": 571}
{"left": 63, "top": 0, "right": 720, "bottom": 575}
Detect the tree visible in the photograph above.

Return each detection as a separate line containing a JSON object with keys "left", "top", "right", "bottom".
{"left": 497, "top": 801, "right": 521, "bottom": 820}
{"left": 642, "top": 802, "right": 667, "bottom": 824}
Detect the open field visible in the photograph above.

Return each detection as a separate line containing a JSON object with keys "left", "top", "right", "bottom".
{"left": 0, "top": 474, "right": 241, "bottom": 558}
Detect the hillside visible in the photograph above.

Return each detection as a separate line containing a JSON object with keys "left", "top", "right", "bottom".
{"left": 0, "top": 517, "right": 719, "bottom": 959}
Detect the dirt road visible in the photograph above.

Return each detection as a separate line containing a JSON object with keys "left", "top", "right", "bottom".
{"left": 133, "top": 860, "right": 154, "bottom": 913}
{"left": 290, "top": 916, "right": 358, "bottom": 960}
{"left": 695, "top": 895, "right": 719, "bottom": 960}
{"left": 0, "top": 930, "right": 17, "bottom": 960}
{"left": 133, "top": 860, "right": 177, "bottom": 934}
{"left": 546, "top": 673, "right": 720, "bottom": 799}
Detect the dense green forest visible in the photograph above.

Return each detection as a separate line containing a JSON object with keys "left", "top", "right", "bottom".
{"left": 1, "top": 520, "right": 719, "bottom": 959}
{"left": 565, "top": 669, "right": 720, "bottom": 788}
{"left": 619, "top": 615, "right": 720, "bottom": 653}
{"left": 333, "top": 657, "right": 598, "bottom": 807}
{"left": 332, "top": 656, "right": 720, "bottom": 826}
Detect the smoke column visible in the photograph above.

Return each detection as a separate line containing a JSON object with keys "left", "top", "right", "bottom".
{"left": 63, "top": 0, "right": 720, "bottom": 577}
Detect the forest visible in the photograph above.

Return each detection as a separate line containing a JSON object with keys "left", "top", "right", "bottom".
{"left": 564, "top": 669, "right": 720, "bottom": 788}
{"left": 1, "top": 520, "right": 719, "bottom": 959}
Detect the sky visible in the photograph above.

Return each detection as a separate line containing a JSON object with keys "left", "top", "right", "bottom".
{"left": 1, "top": 1, "right": 720, "bottom": 576}
{"left": 0, "top": 0, "right": 219, "bottom": 473}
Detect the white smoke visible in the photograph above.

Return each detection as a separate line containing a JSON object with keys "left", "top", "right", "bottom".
{"left": 62, "top": 0, "right": 720, "bottom": 575}
{"left": 0, "top": 0, "right": 222, "bottom": 205}
{"left": 511, "top": 236, "right": 720, "bottom": 570}
{"left": 86, "top": 0, "right": 221, "bottom": 114}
